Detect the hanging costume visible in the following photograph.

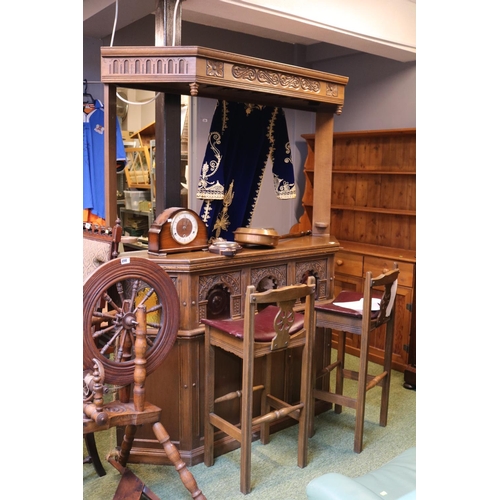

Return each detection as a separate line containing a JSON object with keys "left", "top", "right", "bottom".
{"left": 197, "top": 100, "right": 296, "bottom": 241}
{"left": 83, "top": 99, "right": 126, "bottom": 224}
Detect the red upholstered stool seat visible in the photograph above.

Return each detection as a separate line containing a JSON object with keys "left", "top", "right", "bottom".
{"left": 202, "top": 305, "right": 304, "bottom": 342}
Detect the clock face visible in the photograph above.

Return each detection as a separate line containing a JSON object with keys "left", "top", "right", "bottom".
{"left": 170, "top": 210, "right": 199, "bottom": 245}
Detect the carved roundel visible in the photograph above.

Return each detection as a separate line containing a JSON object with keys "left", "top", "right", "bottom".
{"left": 206, "top": 284, "right": 230, "bottom": 319}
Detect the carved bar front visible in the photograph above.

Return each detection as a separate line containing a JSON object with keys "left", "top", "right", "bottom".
{"left": 120, "top": 236, "right": 339, "bottom": 466}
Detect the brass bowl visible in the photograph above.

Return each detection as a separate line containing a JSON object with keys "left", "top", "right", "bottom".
{"left": 233, "top": 227, "right": 279, "bottom": 247}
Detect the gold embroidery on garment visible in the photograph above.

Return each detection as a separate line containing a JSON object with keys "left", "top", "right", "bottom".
{"left": 244, "top": 103, "right": 265, "bottom": 116}
{"left": 222, "top": 100, "right": 229, "bottom": 131}
{"left": 201, "top": 200, "right": 212, "bottom": 224}
{"left": 285, "top": 141, "right": 291, "bottom": 162}
{"left": 266, "top": 107, "right": 278, "bottom": 164}
{"left": 273, "top": 172, "right": 296, "bottom": 199}
{"left": 212, "top": 180, "right": 235, "bottom": 240}
{"left": 197, "top": 132, "right": 224, "bottom": 200}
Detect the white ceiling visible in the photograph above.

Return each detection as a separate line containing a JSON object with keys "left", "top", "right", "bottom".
{"left": 83, "top": 0, "right": 416, "bottom": 62}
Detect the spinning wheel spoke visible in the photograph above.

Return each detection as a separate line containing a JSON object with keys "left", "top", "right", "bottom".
{"left": 97, "top": 327, "right": 122, "bottom": 354}
{"left": 115, "top": 281, "right": 125, "bottom": 304}
{"left": 92, "top": 322, "right": 117, "bottom": 339}
{"left": 92, "top": 310, "right": 117, "bottom": 322}
{"left": 130, "top": 278, "right": 140, "bottom": 307}
{"left": 134, "top": 286, "right": 157, "bottom": 309}
{"left": 103, "top": 293, "right": 122, "bottom": 312}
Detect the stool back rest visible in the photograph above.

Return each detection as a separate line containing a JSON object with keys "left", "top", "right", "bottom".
{"left": 368, "top": 265, "right": 399, "bottom": 328}
{"left": 83, "top": 219, "right": 122, "bottom": 282}
{"left": 246, "top": 276, "right": 316, "bottom": 350}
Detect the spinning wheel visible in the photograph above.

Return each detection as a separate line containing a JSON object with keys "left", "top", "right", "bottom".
{"left": 83, "top": 257, "right": 206, "bottom": 500}
{"left": 83, "top": 256, "right": 179, "bottom": 385}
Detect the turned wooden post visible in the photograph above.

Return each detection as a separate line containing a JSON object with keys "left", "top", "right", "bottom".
{"left": 133, "top": 305, "right": 148, "bottom": 412}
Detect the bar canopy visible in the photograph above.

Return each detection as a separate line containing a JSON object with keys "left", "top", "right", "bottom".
{"left": 101, "top": 45, "right": 348, "bottom": 113}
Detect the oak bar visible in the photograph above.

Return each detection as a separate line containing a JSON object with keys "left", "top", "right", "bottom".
{"left": 100, "top": 45, "right": 349, "bottom": 464}
{"left": 120, "top": 236, "right": 340, "bottom": 466}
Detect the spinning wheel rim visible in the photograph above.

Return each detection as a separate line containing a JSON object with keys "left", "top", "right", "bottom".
{"left": 83, "top": 257, "right": 179, "bottom": 385}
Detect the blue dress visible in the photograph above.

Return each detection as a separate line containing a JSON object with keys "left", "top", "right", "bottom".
{"left": 83, "top": 99, "right": 126, "bottom": 220}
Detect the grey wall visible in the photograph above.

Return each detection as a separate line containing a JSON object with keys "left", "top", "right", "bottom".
{"left": 83, "top": 15, "right": 415, "bottom": 234}
{"left": 314, "top": 53, "right": 416, "bottom": 132}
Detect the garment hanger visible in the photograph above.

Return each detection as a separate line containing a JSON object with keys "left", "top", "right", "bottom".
{"left": 83, "top": 79, "right": 96, "bottom": 104}
{"left": 83, "top": 79, "right": 101, "bottom": 114}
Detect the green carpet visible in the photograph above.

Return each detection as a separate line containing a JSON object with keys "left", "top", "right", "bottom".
{"left": 83, "top": 355, "right": 416, "bottom": 499}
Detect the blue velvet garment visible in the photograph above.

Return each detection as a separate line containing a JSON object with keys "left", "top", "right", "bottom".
{"left": 197, "top": 100, "right": 296, "bottom": 241}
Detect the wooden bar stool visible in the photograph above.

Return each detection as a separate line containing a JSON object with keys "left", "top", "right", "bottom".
{"left": 313, "top": 265, "right": 399, "bottom": 453}
{"left": 202, "top": 276, "right": 316, "bottom": 494}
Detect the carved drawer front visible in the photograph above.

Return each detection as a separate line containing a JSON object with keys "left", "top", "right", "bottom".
{"left": 363, "top": 256, "right": 414, "bottom": 288}
{"left": 334, "top": 251, "right": 363, "bottom": 277}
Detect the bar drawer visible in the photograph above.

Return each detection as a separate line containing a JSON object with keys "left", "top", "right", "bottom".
{"left": 363, "top": 256, "right": 414, "bottom": 288}
{"left": 334, "top": 251, "right": 363, "bottom": 277}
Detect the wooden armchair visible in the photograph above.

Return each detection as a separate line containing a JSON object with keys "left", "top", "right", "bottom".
{"left": 83, "top": 219, "right": 122, "bottom": 282}
{"left": 83, "top": 257, "right": 206, "bottom": 500}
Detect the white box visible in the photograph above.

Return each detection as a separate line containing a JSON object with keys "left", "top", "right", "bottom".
{"left": 124, "top": 190, "right": 149, "bottom": 210}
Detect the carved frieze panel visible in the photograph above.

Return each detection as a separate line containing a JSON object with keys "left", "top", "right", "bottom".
{"left": 251, "top": 265, "right": 287, "bottom": 291}
{"left": 206, "top": 59, "right": 224, "bottom": 78}
{"left": 103, "top": 57, "right": 195, "bottom": 77}
{"left": 296, "top": 259, "right": 328, "bottom": 299}
{"left": 199, "top": 272, "right": 242, "bottom": 321}
{"left": 232, "top": 64, "right": 321, "bottom": 94}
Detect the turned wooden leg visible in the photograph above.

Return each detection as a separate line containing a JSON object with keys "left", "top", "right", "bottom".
{"left": 118, "top": 424, "right": 137, "bottom": 467}
{"left": 380, "top": 318, "right": 395, "bottom": 427}
{"left": 354, "top": 329, "right": 370, "bottom": 454}
{"left": 152, "top": 422, "right": 206, "bottom": 500}
{"left": 260, "top": 354, "right": 271, "bottom": 446}
{"left": 334, "top": 330, "right": 346, "bottom": 414}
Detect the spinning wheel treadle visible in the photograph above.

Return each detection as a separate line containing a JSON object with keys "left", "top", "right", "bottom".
{"left": 83, "top": 257, "right": 179, "bottom": 385}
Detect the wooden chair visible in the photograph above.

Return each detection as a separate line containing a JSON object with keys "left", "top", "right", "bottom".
{"left": 124, "top": 146, "right": 152, "bottom": 190}
{"left": 83, "top": 219, "right": 122, "bottom": 282}
{"left": 313, "top": 265, "right": 399, "bottom": 453}
{"left": 202, "top": 276, "right": 316, "bottom": 495}
{"left": 83, "top": 257, "right": 206, "bottom": 500}
{"left": 83, "top": 218, "right": 122, "bottom": 476}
